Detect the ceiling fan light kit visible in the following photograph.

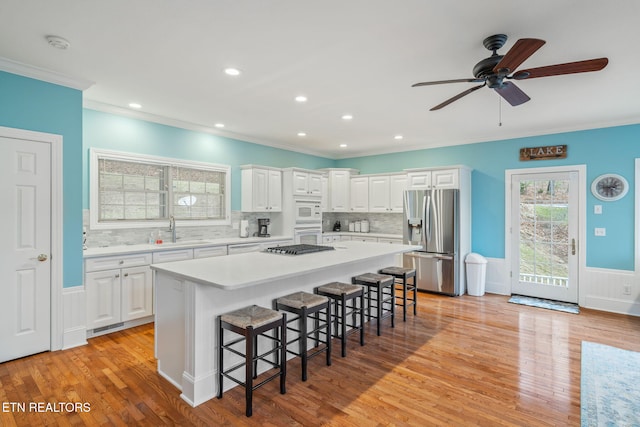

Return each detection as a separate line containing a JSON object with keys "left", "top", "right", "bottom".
{"left": 412, "top": 34, "right": 608, "bottom": 111}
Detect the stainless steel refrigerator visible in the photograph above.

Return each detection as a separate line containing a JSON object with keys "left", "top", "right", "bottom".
{"left": 403, "top": 189, "right": 461, "bottom": 296}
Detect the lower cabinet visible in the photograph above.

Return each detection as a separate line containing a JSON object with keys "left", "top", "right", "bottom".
{"left": 85, "top": 264, "right": 153, "bottom": 330}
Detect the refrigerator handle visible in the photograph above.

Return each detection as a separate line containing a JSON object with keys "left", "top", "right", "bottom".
{"left": 423, "top": 193, "right": 431, "bottom": 244}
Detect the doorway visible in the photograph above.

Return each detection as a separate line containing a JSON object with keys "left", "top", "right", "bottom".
{"left": 0, "top": 126, "right": 62, "bottom": 362}
{"left": 507, "top": 166, "right": 584, "bottom": 303}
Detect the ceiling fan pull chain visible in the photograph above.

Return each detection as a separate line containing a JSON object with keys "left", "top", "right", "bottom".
{"left": 498, "top": 96, "right": 503, "bottom": 127}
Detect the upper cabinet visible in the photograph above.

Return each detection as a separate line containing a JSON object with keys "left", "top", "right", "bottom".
{"left": 369, "top": 173, "right": 407, "bottom": 212}
{"left": 241, "top": 165, "right": 282, "bottom": 212}
{"left": 350, "top": 176, "right": 369, "bottom": 212}
{"left": 322, "top": 169, "right": 358, "bottom": 212}
{"left": 406, "top": 168, "right": 461, "bottom": 189}
{"left": 288, "top": 169, "right": 323, "bottom": 197}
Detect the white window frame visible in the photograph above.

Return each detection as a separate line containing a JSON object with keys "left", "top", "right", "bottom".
{"left": 89, "top": 148, "right": 231, "bottom": 230}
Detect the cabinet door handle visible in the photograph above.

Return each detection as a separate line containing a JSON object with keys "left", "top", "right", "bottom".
{"left": 115, "top": 274, "right": 120, "bottom": 278}
{"left": 571, "top": 238, "right": 576, "bottom": 255}
{"left": 124, "top": 273, "right": 129, "bottom": 277}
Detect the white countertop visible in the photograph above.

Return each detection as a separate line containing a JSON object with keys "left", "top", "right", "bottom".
{"left": 83, "top": 235, "right": 294, "bottom": 258}
{"left": 151, "top": 240, "right": 420, "bottom": 290}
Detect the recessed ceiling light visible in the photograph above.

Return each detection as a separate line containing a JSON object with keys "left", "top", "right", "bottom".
{"left": 214, "top": 123, "right": 225, "bottom": 128}
{"left": 297, "top": 132, "right": 307, "bottom": 137}
{"left": 128, "top": 103, "right": 142, "bottom": 109}
{"left": 341, "top": 115, "right": 353, "bottom": 121}
{"left": 394, "top": 135, "right": 404, "bottom": 140}
{"left": 295, "top": 95, "right": 307, "bottom": 103}
{"left": 224, "top": 68, "right": 241, "bottom": 76}
{"left": 46, "top": 35, "right": 70, "bottom": 50}
{"left": 339, "top": 144, "right": 348, "bottom": 148}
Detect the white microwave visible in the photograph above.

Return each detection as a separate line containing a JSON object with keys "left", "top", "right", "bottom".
{"left": 295, "top": 200, "right": 322, "bottom": 224}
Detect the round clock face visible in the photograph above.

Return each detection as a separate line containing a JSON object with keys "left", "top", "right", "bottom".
{"left": 591, "top": 174, "right": 628, "bottom": 201}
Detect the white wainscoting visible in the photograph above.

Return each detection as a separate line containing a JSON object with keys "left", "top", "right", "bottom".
{"left": 482, "top": 257, "right": 640, "bottom": 316}
{"left": 62, "top": 286, "right": 87, "bottom": 349}
{"left": 484, "top": 257, "right": 510, "bottom": 295}
{"left": 580, "top": 267, "right": 640, "bottom": 316}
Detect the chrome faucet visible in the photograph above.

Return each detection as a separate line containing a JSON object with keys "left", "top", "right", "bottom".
{"left": 169, "top": 215, "right": 177, "bottom": 243}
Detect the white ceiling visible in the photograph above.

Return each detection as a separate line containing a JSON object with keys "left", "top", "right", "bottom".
{"left": 1, "top": 0, "right": 639, "bottom": 159}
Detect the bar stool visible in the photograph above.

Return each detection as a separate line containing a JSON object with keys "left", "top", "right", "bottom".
{"left": 217, "top": 305, "right": 286, "bottom": 417}
{"left": 378, "top": 266, "right": 417, "bottom": 321}
{"left": 352, "top": 273, "right": 395, "bottom": 336}
{"left": 275, "top": 291, "right": 332, "bottom": 381}
{"left": 314, "top": 282, "right": 365, "bottom": 357}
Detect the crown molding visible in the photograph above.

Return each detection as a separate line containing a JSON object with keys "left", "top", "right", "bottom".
{"left": 0, "top": 56, "right": 94, "bottom": 90}
{"left": 83, "top": 99, "right": 333, "bottom": 159}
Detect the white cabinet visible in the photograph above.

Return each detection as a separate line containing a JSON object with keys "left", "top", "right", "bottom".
{"left": 241, "top": 166, "right": 282, "bottom": 212}
{"left": 320, "top": 175, "right": 329, "bottom": 211}
{"left": 228, "top": 242, "right": 263, "bottom": 254}
{"left": 193, "top": 245, "right": 227, "bottom": 259}
{"left": 152, "top": 248, "right": 193, "bottom": 263}
{"left": 378, "top": 238, "right": 402, "bottom": 244}
{"left": 85, "top": 253, "right": 153, "bottom": 330}
{"left": 327, "top": 169, "right": 353, "bottom": 212}
{"left": 368, "top": 174, "right": 407, "bottom": 212}
{"left": 350, "top": 176, "right": 369, "bottom": 212}
{"left": 350, "top": 235, "right": 378, "bottom": 243}
{"left": 406, "top": 168, "right": 459, "bottom": 189}
{"left": 291, "top": 170, "right": 323, "bottom": 197}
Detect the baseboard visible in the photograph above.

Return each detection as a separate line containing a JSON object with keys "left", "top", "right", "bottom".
{"left": 62, "top": 327, "right": 88, "bottom": 350}
{"left": 86, "top": 316, "right": 154, "bottom": 339}
{"left": 583, "top": 295, "right": 640, "bottom": 317}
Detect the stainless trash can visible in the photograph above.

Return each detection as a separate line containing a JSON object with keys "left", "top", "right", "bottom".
{"left": 465, "top": 253, "right": 487, "bottom": 296}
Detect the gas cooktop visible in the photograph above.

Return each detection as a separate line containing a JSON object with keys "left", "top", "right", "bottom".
{"left": 264, "top": 244, "right": 334, "bottom": 255}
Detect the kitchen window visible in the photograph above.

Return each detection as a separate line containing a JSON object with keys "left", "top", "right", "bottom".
{"left": 90, "top": 149, "right": 230, "bottom": 229}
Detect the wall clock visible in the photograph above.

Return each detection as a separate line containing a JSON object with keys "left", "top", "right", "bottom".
{"left": 591, "top": 174, "right": 628, "bottom": 201}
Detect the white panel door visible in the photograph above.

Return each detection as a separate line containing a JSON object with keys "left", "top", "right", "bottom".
{"left": 0, "top": 137, "right": 51, "bottom": 362}
{"left": 369, "top": 176, "right": 390, "bottom": 212}
{"left": 85, "top": 270, "right": 122, "bottom": 329}
{"left": 389, "top": 174, "right": 408, "bottom": 212}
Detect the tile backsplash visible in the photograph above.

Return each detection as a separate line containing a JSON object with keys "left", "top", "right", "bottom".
{"left": 83, "top": 210, "right": 275, "bottom": 248}
{"left": 83, "top": 210, "right": 403, "bottom": 248}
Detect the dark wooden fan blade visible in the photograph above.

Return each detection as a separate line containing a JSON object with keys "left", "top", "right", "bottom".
{"left": 512, "top": 57, "right": 608, "bottom": 80}
{"left": 493, "top": 38, "right": 546, "bottom": 74}
{"left": 494, "top": 81, "right": 530, "bottom": 106}
{"left": 412, "top": 78, "right": 484, "bottom": 87}
{"left": 430, "top": 84, "right": 485, "bottom": 111}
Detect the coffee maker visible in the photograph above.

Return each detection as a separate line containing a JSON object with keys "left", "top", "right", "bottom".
{"left": 257, "top": 218, "right": 270, "bottom": 237}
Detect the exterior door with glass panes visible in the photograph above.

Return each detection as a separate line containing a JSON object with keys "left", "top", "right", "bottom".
{"left": 510, "top": 171, "right": 578, "bottom": 303}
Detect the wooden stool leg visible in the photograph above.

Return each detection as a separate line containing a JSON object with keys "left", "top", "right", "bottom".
{"left": 217, "top": 321, "right": 224, "bottom": 399}
{"left": 376, "top": 285, "right": 382, "bottom": 336}
{"left": 245, "top": 327, "right": 254, "bottom": 417}
{"left": 280, "top": 315, "right": 287, "bottom": 395}
{"left": 300, "top": 306, "right": 308, "bottom": 381}
{"left": 325, "top": 303, "right": 332, "bottom": 366}
{"left": 359, "top": 293, "right": 365, "bottom": 346}
{"left": 402, "top": 276, "right": 408, "bottom": 321}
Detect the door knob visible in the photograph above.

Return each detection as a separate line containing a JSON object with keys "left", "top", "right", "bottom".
{"left": 37, "top": 254, "right": 48, "bottom": 262}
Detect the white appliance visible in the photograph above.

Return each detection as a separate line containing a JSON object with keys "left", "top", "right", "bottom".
{"left": 294, "top": 226, "right": 323, "bottom": 245}
{"left": 294, "top": 200, "right": 322, "bottom": 224}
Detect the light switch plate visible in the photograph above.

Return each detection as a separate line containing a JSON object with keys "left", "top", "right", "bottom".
{"left": 594, "top": 228, "right": 606, "bottom": 236}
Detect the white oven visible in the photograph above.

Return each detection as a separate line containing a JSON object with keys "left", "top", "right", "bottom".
{"left": 295, "top": 199, "right": 322, "bottom": 224}
{"left": 294, "top": 226, "right": 323, "bottom": 245}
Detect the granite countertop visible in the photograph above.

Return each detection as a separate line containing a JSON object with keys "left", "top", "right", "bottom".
{"left": 152, "top": 240, "right": 420, "bottom": 290}
{"left": 83, "top": 235, "right": 294, "bottom": 258}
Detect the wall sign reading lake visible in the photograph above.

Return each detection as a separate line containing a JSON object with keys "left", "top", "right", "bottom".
{"left": 519, "top": 145, "right": 567, "bottom": 161}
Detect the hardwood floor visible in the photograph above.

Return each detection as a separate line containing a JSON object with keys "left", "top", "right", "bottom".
{"left": 2, "top": 293, "right": 640, "bottom": 426}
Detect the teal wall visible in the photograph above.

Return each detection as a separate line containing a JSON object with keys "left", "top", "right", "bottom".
{"left": 0, "top": 71, "right": 84, "bottom": 288}
{"left": 337, "top": 125, "right": 640, "bottom": 270}
{"left": 82, "top": 109, "right": 335, "bottom": 211}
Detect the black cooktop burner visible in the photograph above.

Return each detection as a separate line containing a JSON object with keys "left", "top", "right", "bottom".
{"left": 264, "top": 244, "right": 334, "bottom": 255}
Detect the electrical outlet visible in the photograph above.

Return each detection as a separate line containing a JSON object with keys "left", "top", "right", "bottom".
{"left": 594, "top": 228, "right": 606, "bottom": 236}
{"left": 594, "top": 205, "right": 602, "bottom": 214}
{"left": 623, "top": 285, "right": 632, "bottom": 295}
{"left": 232, "top": 221, "right": 239, "bottom": 230}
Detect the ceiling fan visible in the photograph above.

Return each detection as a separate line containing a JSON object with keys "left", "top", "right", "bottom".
{"left": 412, "top": 34, "right": 608, "bottom": 111}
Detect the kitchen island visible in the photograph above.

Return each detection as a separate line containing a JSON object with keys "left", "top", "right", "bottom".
{"left": 151, "top": 240, "right": 419, "bottom": 407}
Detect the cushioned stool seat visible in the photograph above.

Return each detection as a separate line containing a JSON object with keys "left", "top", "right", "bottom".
{"left": 218, "top": 305, "right": 286, "bottom": 417}
{"left": 275, "top": 291, "right": 331, "bottom": 381}
{"left": 352, "top": 273, "right": 395, "bottom": 336}
{"left": 379, "top": 266, "right": 417, "bottom": 321}
{"left": 315, "top": 282, "right": 365, "bottom": 357}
